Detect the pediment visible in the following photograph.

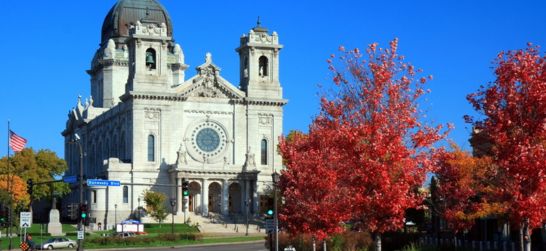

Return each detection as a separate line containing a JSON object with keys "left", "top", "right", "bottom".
{"left": 176, "top": 53, "right": 245, "bottom": 100}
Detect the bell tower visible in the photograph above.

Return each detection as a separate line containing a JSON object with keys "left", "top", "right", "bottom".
{"left": 236, "top": 19, "right": 283, "bottom": 99}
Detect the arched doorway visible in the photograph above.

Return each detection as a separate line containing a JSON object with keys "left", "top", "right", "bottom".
{"left": 208, "top": 182, "right": 222, "bottom": 213}
{"left": 189, "top": 181, "right": 201, "bottom": 213}
{"left": 228, "top": 183, "right": 242, "bottom": 214}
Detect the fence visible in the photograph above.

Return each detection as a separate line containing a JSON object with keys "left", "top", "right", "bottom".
{"left": 421, "top": 236, "right": 519, "bottom": 251}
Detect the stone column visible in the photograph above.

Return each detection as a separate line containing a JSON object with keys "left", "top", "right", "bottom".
{"left": 202, "top": 179, "right": 209, "bottom": 216}
{"left": 252, "top": 181, "right": 259, "bottom": 214}
{"left": 245, "top": 180, "right": 251, "bottom": 216}
{"left": 221, "top": 180, "right": 229, "bottom": 215}
{"left": 176, "top": 178, "right": 183, "bottom": 215}
{"left": 240, "top": 179, "right": 246, "bottom": 214}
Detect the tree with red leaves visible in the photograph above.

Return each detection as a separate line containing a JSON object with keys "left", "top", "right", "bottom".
{"left": 279, "top": 39, "right": 449, "bottom": 251}
{"left": 466, "top": 44, "right": 546, "bottom": 251}
{"left": 435, "top": 145, "right": 507, "bottom": 233}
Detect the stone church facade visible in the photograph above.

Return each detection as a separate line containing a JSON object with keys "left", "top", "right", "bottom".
{"left": 62, "top": 0, "right": 286, "bottom": 228}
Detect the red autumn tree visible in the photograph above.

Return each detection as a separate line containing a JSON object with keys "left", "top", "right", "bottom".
{"left": 278, "top": 131, "right": 351, "bottom": 241}
{"left": 435, "top": 145, "right": 507, "bottom": 233}
{"left": 279, "top": 39, "right": 449, "bottom": 251}
{"left": 466, "top": 44, "right": 546, "bottom": 251}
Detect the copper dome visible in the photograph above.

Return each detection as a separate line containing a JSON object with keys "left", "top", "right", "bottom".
{"left": 101, "top": 0, "right": 173, "bottom": 44}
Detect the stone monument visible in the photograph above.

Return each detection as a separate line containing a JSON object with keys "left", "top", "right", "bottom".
{"left": 48, "top": 197, "right": 63, "bottom": 236}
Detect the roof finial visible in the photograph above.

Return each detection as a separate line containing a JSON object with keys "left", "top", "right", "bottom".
{"left": 257, "top": 16, "right": 261, "bottom": 27}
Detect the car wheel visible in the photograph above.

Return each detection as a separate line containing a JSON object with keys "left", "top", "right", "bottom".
{"left": 68, "top": 244, "right": 74, "bottom": 248}
{"left": 47, "top": 245, "right": 54, "bottom": 250}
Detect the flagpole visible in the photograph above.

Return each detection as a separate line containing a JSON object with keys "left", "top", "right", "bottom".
{"left": 7, "top": 120, "right": 13, "bottom": 250}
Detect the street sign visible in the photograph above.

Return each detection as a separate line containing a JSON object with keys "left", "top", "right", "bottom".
{"left": 87, "top": 179, "right": 121, "bottom": 187}
{"left": 63, "top": 175, "right": 77, "bottom": 184}
{"left": 77, "top": 230, "right": 84, "bottom": 240}
{"left": 20, "top": 212, "right": 31, "bottom": 228}
{"left": 265, "top": 219, "right": 275, "bottom": 232}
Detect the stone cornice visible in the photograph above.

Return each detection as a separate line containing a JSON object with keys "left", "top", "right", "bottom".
{"left": 121, "top": 92, "right": 287, "bottom": 107}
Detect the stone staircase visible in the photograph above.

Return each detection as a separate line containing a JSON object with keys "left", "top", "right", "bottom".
{"left": 187, "top": 212, "right": 265, "bottom": 234}
{"left": 141, "top": 212, "right": 265, "bottom": 234}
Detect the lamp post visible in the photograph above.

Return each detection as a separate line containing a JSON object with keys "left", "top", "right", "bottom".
{"left": 170, "top": 198, "right": 176, "bottom": 235}
{"left": 245, "top": 198, "right": 250, "bottom": 236}
{"left": 137, "top": 197, "right": 141, "bottom": 222}
{"left": 114, "top": 204, "right": 117, "bottom": 231}
{"left": 272, "top": 171, "right": 280, "bottom": 251}
{"left": 72, "top": 133, "right": 84, "bottom": 251}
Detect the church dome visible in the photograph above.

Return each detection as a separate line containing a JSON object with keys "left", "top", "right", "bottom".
{"left": 101, "top": 0, "right": 173, "bottom": 44}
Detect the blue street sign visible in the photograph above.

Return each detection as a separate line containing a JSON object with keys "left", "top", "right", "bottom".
{"left": 63, "top": 175, "right": 77, "bottom": 184}
{"left": 87, "top": 179, "right": 121, "bottom": 187}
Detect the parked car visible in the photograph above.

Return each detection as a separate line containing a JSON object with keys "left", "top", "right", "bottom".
{"left": 116, "top": 232, "right": 136, "bottom": 238}
{"left": 39, "top": 237, "right": 77, "bottom": 250}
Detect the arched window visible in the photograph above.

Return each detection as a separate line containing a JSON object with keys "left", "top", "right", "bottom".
{"left": 92, "top": 190, "right": 97, "bottom": 204}
{"left": 147, "top": 134, "right": 155, "bottom": 162}
{"left": 145, "top": 48, "right": 156, "bottom": 70}
{"left": 243, "top": 57, "right": 249, "bottom": 78}
{"left": 259, "top": 56, "right": 268, "bottom": 77}
{"left": 123, "top": 186, "right": 129, "bottom": 203}
{"left": 261, "top": 139, "right": 268, "bottom": 165}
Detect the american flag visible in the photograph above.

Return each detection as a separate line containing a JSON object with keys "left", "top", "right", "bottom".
{"left": 9, "top": 130, "right": 27, "bottom": 152}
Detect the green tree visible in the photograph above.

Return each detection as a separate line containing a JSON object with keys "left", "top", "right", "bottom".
{"left": 0, "top": 148, "right": 70, "bottom": 202}
{"left": 143, "top": 190, "right": 168, "bottom": 226}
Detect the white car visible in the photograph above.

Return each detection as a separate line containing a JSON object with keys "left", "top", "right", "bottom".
{"left": 40, "top": 237, "right": 77, "bottom": 250}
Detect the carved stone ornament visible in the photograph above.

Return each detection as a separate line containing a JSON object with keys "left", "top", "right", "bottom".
{"left": 144, "top": 108, "right": 161, "bottom": 120}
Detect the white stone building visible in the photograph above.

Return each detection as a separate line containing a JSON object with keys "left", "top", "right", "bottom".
{"left": 62, "top": 0, "right": 286, "bottom": 228}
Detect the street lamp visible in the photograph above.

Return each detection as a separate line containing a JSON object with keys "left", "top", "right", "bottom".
{"left": 137, "top": 197, "right": 141, "bottom": 222}
{"left": 72, "top": 133, "right": 85, "bottom": 251}
{"left": 170, "top": 198, "right": 176, "bottom": 235}
{"left": 272, "top": 171, "right": 280, "bottom": 251}
{"left": 245, "top": 198, "right": 250, "bottom": 236}
{"left": 114, "top": 204, "right": 117, "bottom": 231}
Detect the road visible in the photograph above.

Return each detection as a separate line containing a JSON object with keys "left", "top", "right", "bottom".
{"left": 119, "top": 241, "right": 267, "bottom": 251}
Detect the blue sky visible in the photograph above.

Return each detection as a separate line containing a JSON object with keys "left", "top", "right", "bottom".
{"left": 1, "top": 0, "right": 545, "bottom": 158}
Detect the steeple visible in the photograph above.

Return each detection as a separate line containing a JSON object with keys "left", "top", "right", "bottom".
{"left": 236, "top": 20, "right": 283, "bottom": 99}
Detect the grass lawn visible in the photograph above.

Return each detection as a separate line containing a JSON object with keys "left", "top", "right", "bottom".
{"left": 0, "top": 223, "right": 260, "bottom": 250}
{"left": 83, "top": 235, "right": 265, "bottom": 249}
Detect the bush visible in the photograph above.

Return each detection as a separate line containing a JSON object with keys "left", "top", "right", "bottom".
{"left": 276, "top": 231, "right": 372, "bottom": 251}
{"left": 88, "top": 232, "right": 203, "bottom": 246}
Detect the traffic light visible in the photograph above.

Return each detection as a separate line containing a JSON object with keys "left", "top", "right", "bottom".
{"left": 79, "top": 203, "right": 88, "bottom": 223}
{"left": 67, "top": 203, "right": 77, "bottom": 220}
{"left": 266, "top": 209, "right": 274, "bottom": 217}
{"left": 182, "top": 179, "right": 189, "bottom": 197}
{"left": 26, "top": 179, "right": 33, "bottom": 196}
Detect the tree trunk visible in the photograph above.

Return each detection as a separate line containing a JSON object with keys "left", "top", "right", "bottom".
{"left": 323, "top": 239, "right": 327, "bottom": 251}
{"left": 375, "top": 233, "right": 382, "bottom": 251}
{"left": 520, "top": 227, "right": 524, "bottom": 251}
{"left": 522, "top": 219, "right": 531, "bottom": 251}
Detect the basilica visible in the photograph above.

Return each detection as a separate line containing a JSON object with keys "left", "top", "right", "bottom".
{"left": 62, "top": 0, "right": 286, "bottom": 229}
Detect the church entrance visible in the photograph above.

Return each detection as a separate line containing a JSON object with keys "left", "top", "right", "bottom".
{"left": 208, "top": 182, "right": 222, "bottom": 214}
{"left": 189, "top": 181, "right": 201, "bottom": 213}
{"left": 228, "top": 183, "right": 242, "bottom": 214}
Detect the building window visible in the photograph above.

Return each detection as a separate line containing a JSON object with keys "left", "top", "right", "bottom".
{"left": 123, "top": 186, "right": 129, "bottom": 203}
{"left": 259, "top": 56, "right": 268, "bottom": 77}
{"left": 146, "top": 48, "right": 156, "bottom": 70}
{"left": 92, "top": 190, "right": 97, "bottom": 204}
{"left": 261, "top": 139, "right": 268, "bottom": 165}
{"left": 147, "top": 134, "right": 155, "bottom": 162}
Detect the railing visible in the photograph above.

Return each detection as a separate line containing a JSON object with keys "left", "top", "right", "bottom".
{"left": 421, "top": 236, "right": 519, "bottom": 251}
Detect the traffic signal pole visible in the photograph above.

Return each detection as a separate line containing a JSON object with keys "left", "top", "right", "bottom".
{"left": 76, "top": 139, "right": 84, "bottom": 251}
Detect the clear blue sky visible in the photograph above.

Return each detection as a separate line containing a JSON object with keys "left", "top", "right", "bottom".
{"left": 1, "top": 0, "right": 545, "bottom": 158}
